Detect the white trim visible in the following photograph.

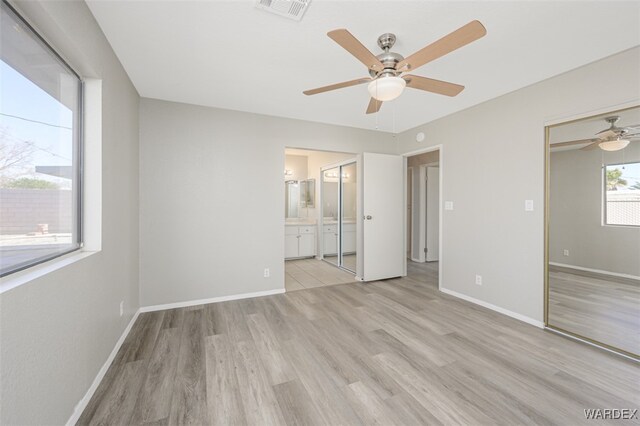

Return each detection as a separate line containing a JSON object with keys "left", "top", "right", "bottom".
{"left": 0, "top": 250, "right": 98, "bottom": 294}
{"left": 410, "top": 257, "right": 422, "bottom": 263}
{"left": 549, "top": 262, "right": 640, "bottom": 281}
{"left": 66, "top": 308, "right": 141, "bottom": 426}
{"left": 546, "top": 327, "right": 639, "bottom": 363}
{"left": 440, "top": 287, "right": 544, "bottom": 329}
{"left": 139, "top": 288, "right": 285, "bottom": 313}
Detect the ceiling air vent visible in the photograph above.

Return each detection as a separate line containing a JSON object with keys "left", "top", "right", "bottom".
{"left": 256, "top": 0, "right": 311, "bottom": 21}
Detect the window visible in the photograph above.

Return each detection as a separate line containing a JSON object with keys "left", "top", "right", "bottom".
{"left": 0, "top": 1, "right": 82, "bottom": 276}
{"left": 604, "top": 162, "right": 640, "bottom": 227}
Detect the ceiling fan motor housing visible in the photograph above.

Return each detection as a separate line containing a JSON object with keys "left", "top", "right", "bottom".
{"left": 369, "top": 33, "right": 404, "bottom": 78}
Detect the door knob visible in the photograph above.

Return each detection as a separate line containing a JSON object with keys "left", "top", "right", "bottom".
{"left": 365, "top": 215, "right": 372, "bottom": 220}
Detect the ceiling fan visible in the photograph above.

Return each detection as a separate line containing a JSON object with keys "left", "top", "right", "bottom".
{"left": 303, "top": 21, "right": 487, "bottom": 114}
{"left": 553, "top": 116, "right": 640, "bottom": 152}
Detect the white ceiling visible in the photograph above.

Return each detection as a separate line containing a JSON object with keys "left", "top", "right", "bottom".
{"left": 86, "top": 1, "right": 640, "bottom": 133}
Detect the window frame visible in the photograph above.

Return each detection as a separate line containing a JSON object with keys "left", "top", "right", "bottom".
{"left": 602, "top": 160, "right": 640, "bottom": 228}
{"left": 0, "top": 0, "right": 84, "bottom": 277}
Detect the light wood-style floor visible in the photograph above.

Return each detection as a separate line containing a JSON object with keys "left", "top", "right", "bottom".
{"left": 78, "top": 261, "right": 640, "bottom": 425}
{"left": 548, "top": 265, "right": 640, "bottom": 356}
{"left": 285, "top": 258, "right": 357, "bottom": 292}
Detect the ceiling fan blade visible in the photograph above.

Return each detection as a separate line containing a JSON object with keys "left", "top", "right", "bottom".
{"left": 596, "top": 129, "right": 617, "bottom": 139}
{"left": 327, "top": 29, "right": 384, "bottom": 72}
{"left": 551, "top": 139, "right": 598, "bottom": 148}
{"left": 580, "top": 142, "right": 601, "bottom": 151}
{"left": 395, "top": 20, "right": 487, "bottom": 72}
{"left": 623, "top": 124, "right": 640, "bottom": 130}
{"left": 404, "top": 75, "right": 464, "bottom": 97}
{"left": 366, "top": 98, "right": 382, "bottom": 114}
{"left": 303, "top": 77, "right": 371, "bottom": 95}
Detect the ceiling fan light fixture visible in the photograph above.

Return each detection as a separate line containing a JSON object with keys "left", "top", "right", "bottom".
{"left": 599, "top": 138, "right": 630, "bottom": 152}
{"left": 368, "top": 76, "right": 406, "bottom": 101}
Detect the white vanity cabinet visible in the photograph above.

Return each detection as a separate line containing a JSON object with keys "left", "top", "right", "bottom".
{"left": 343, "top": 223, "right": 356, "bottom": 254}
{"left": 285, "top": 225, "right": 316, "bottom": 259}
{"left": 323, "top": 224, "right": 338, "bottom": 255}
{"left": 323, "top": 223, "right": 356, "bottom": 255}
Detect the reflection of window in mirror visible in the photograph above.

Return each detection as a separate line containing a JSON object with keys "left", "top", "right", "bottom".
{"left": 603, "top": 162, "right": 640, "bottom": 227}
{"left": 547, "top": 105, "right": 640, "bottom": 357}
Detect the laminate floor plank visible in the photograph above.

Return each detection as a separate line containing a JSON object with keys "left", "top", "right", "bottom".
{"left": 273, "top": 379, "right": 323, "bottom": 426}
{"left": 168, "top": 309, "right": 207, "bottom": 425}
{"left": 78, "top": 261, "right": 640, "bottom": 425}
{"left": 131, "top": 327, "right": 181, "bottom": 424}
{"left": 204, "top": 334, "right": 246, "bottom": 426}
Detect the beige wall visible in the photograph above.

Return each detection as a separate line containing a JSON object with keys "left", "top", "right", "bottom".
{"left": 0, "top": 1, "right": 140, "bottom": 424}
{"left": 284, "top": 154, "right": 307, "bottom": 182}
{"left": 396, "top": 47, "right": 640, "bottom": 323}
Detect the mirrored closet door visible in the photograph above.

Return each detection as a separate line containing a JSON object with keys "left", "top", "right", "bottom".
{"left": 322, "top": 161, "right": 358, "bottom": 273}
{"left": 546, "top": 105, "right": 640, "bottom": 358}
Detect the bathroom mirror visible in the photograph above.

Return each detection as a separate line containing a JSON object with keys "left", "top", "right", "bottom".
{"left": 300, "top": 179, "right": 315, "bottom": 208}
{"left": 285, "top": 179, "right": 315, "bottom": 218}
{"left": 546, "top": 105, "right": 640, "bottom": 357}
{"left": 285, "top": 181, "right": 300, "bottom": 219}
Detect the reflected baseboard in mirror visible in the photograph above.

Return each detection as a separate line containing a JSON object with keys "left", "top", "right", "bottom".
{"left": 545, "top": 104, "right": 640, "bottom": 360}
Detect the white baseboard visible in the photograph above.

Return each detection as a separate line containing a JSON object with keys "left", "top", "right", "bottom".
{"left": 66, "top": 309, "right": 141, "bottom": 426}
{"left": 549, "top": 262, "right": 640, "bottom": 281}
{"left": 410, "top": 257, "right": 422, "bottom": 263}
{"left": 440, "top": 287, "right": 544, "bottom": 329}
{"left": 139, "top": 288, "right": 286, "bottom": 313}
{"left": 66, "top": 287, "right": 285, "bottom": 425}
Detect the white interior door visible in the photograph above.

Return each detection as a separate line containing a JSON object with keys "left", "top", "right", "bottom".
{"left": 361, "top": 153, "right": 404, "bottom": 281}
{"left": 426, "top": 166, "right": 439, "bottom": 261}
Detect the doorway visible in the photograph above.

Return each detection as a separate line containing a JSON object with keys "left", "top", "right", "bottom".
{"left": 283, "top": 148, "right": 358, "bottom": 292}
{"left": 406, "top": 149, "right": 440, "bottom": 263}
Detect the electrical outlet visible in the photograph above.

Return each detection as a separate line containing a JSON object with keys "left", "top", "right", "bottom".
{"left": 475, "top": 275, "right": 482, "bottom": 286}
{"left": 264, "top": 268, "right": 270, "bottom": 278}
{"left": 119, "top": 301, "right": 124, "bottom": 317}
{"left": 445, "top": 201, "right": 454, "bottom": 211}
{"left": 563, "top": 249, "right": 569, "bottom": 256}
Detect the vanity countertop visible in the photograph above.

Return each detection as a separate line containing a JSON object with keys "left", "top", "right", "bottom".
{"left": 285, "top": 219, "right": 317, "bottom": 226}
{"left": 322, "top": 219, "right": 356, "bottom": 225}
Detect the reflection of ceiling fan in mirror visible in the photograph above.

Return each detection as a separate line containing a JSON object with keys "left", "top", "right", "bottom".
{"left": 303, "top": 21, "right": 486, "bottom": 114}
{"left": 555, "top": 116, "right": 640, "bottom": 152}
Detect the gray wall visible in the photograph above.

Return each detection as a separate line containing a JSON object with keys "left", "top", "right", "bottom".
{"left": 0, "top": 188, "right": 72, "bottom": 234}
{"left": 0, "top": 1, "right": 140, "bottom": 424}
{"left": 396, "top": 47, "right": 640, "bottom": 323}
{"left": 549, "top": 144, "right": 640, "bottom": 276}
{"left": 139, "top": 98, "right": 395, "bottom": 307}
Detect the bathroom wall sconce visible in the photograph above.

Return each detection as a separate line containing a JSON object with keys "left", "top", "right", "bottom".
{"left": 324, "top": 171, "right": 349, "bottom": 179}
{"left": 284, "top": 169, "right": 293, "bottom": 176}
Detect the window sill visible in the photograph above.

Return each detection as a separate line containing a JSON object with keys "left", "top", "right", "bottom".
{"left": 0, "top": 249, "right": 99, "bottom": 294}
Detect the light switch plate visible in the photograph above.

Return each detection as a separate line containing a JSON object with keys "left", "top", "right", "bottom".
{"left": 445, "top": 201, "right": 454, "bottom": 211}
{"left": 525, "top": 200, "right": 534, "bottom": 211}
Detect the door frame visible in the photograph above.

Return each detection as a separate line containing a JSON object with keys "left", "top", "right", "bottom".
{"left": 407, "top": 166, "right": 414, "bottom": 260}
{"left": 402, "top": 145, "right": 443, "bottom": 291}
{"left": 419, "top": 162, "right": 439, "bottom": 262}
